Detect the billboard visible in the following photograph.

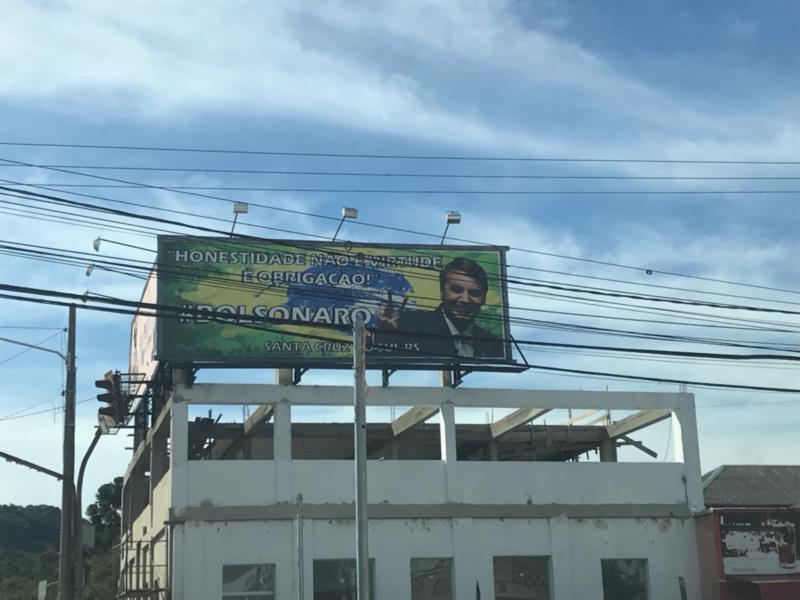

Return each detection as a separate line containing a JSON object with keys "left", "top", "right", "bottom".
{"left": 720, "top": 511, "right": 799, "bottom": 575}
{"left": 155, "top": 237, "right": 512, "bottom": 366}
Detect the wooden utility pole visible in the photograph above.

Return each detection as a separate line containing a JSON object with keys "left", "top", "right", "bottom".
{"left": 58, "top": 305, "right": 76, "bottom": 600}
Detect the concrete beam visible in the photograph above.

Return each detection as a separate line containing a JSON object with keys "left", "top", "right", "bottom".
{"left": 243, "top": 404, "right": 273, "bottom": 435}
{"left": 606, "top": 409, "right": 672, "bottom": 439}
{"left": 391, "top": 406, "right": 439, "bottom": 436}
{"left": 490, "top": 407, "right": 550, "bottom": 439}
{"left": 176, "top": 384, "right": 692, "bottom": 411}
{"left": 175, "top": 502, "right": 691, "bottom": 522}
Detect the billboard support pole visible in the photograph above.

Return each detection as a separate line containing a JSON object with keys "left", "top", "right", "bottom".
{"left": 353, "top": 316, "right": 369, "bottom": 600}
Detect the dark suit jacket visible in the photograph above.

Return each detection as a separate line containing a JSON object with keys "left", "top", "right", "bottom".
{"left": 377, "top": 305, "right": 504, "bottom": 360}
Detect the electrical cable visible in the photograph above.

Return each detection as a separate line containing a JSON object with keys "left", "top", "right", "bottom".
{"left": 1, "top": 282, "right": 799, "bottom": 372}
{"left": 0, "top": 330, "right": 64, "bottom": 367}
{"left": 1, "top": 238, "right": 798, "bottom": 355}
{"left": 0, "top": 397, "right": 95, "bottom": 422}
{"left": 7, "top": 164, "right": 800, "bottom": 180}
{"left": 3, "top": 140, "right": 800, "bottom": 165}
{"left": 1, "top": 156, "right": 797, "bottom": 297}
{"left": 2, "top": 186, "right": 794, "bottom": 310}
{"left": 3, "top": 185, "right": 798, "bottom": 322}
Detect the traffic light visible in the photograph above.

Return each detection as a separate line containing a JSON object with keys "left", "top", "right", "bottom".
{"left": 95, "top": 370, "right": 125, "bottom": 433}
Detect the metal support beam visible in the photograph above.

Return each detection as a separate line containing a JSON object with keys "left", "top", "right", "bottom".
{"left": 490, "top": 407, "right": 550, "bottom": 439}
{"left": 606, "top": 409, "right": 672, "bottom": 439}
{"left": 353, "top": 317, "right": 369, "bottom": 600}
{"left": 381, "top": 368, "right": 396, "bottom": 388}
{"left": 0, "top": 450, "right": 63, "bottom": 480}
{"left": 619, "top": 435, "right": 658, "bottom": 459}
{"left": 293, "top": 368, "right": 309, "bottom": 385}
{"left": 391, "top": 406, "right": 439, "bottom": 436}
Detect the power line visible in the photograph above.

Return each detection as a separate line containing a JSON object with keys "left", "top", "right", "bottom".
{"left": 2, "top": 232, "right": 799, "bottom": 354}
{"left": 0, "top": 330, "right": 64, "bottom": 367}
{"left": 6, "top": 183, "right": 797, "bottom": 316}
{"left": 3, "top": 141, "right": 800, "bottom": 165}
{"left": 0, "top": 397, "right": 94, "bottom": 422}
{"left": 1, "top": 157, "right": 797, "bottom": 297}
{"left": 523, "top": 364, "right": 800, "bottom": 393}
{"left": 4, "top": 281, "right": 798, "bottom": 361}
{"left": 1, "top": 284, "right": 799, "bottom": 397}
{"left": 7, "top": 164, "right": 800, "bottom": 180}
{"left": 3, "top": 185, "right": 798, "bottom": 322}
{"left": 0, "top": 325, "right": 65, "bottom": 330}
{"left": 5, "top": 182, "right": 800, "bottom": 195}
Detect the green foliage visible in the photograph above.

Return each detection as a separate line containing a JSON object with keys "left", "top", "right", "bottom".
{"left": 85, "top": 476, "right": 122, "bottom": 553}
{"left": 83, "top": 476, "right": 122, "bottom": 598}
{"left": 0, "top": 548, "right": 58, "bottom": 600}
{"left": 84, "top": 543, "right": 119, "bottom": 600}
{"left": 0, "top": 504, "right": 60, "bottom": 553}
{"left": 0, "top": 476, "right": 122, "bottom": 599}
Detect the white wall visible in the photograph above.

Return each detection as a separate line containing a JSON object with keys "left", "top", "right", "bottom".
{"left": 172, "top": 516, "right": 700, "bottom": 600}
{"left": 176, "top": 460, "right": 687, "bottom": 509}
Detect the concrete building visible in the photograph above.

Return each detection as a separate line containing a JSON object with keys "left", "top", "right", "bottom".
{"left": 117, "top": 366, "right": 704, "bottom": 599}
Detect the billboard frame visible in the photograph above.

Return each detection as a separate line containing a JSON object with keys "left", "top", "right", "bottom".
{"left": 154, "top": 236, "right": 520, "bottom": 372}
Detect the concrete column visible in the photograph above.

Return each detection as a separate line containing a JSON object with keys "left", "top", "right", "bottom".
{"left": 274, "top": 398, "right": 292, "bottom": 503}
{"left": 599, "top": 438, "right": 618, "bottom": 462}
{"left": 170, "top": 400, "right": 189, "bottom": 512}
{"left": 548, "top": 515, "right": 573, "bottom": 600}
{"left": 276, "top": 368, "right": 293, "bottom": 386}
{"left": 488, "top": 436, "right": 498, "bottom": 462}
{"left": 672, "top": 397, "right": 704, "bottom": 512}
{"left": 170, "top": 524, "right": 186, "bottom": 600}
{"left": 452, "top": 518, "right": 491, "bottom": 600}
{"left": 150, "top": 425, "right": 169, "bottom": 518}
{"left": 439, "top": 400, "right": 459, "bottom": 502}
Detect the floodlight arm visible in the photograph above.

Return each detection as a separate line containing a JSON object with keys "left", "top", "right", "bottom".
{"left": 332, "top": 217, "right": 347, "bottom": 242}
{"left": 0, "top": 336, "right": 66, "bottom": 361}
{"left": 93, "top": 238, "right": 154, "bottom": 253}
{"left": 440, "top": 223, "right": 451, "bottom": 245}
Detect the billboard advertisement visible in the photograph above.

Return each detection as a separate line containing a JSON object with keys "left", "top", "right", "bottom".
{"left": 720, "top": 511, "right": 798, "bottom": 575}
{"left": 155, "top": 237, "right": 511, "bottom": 365}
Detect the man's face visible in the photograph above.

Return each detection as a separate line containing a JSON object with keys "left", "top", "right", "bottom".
{"left": 440, "top": 271, "right": 486, "bottom": 325}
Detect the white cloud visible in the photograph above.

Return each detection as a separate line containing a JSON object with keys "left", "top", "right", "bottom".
{"left": 1, "top": 0, "right": 798, "bottom": 162}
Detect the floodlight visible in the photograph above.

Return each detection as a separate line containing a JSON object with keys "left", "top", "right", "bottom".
{"left": 441, "top": 210, "right": 462, "bottom": 244}
{"left": 333, "top": 207, "right": 359, "bottom": 241}
{"left": 446, "top": 211, "right": 461, "bottom": 225}
{"left": 233, "top": 202, "right": 249, "bottom": 214}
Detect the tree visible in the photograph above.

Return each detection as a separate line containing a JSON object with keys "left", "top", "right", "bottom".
{"left": 85, "top": 476, "right": 122, "bottom": 553}
{"left": 83, "top": 476, "right": 122, "bottom": 598}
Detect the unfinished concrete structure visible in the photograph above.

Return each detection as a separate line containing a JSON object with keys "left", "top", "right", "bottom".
{"left": 118, "top": 365, "right": 704, "bottom": 599}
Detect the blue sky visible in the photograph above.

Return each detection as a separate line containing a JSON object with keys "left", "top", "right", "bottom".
{"left": 0, "top": 0, "right": 798, "bottom": 507}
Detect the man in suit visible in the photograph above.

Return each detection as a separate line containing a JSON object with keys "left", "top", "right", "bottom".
{"left": 376, "top": 258, "right": 504, "bottom": 360}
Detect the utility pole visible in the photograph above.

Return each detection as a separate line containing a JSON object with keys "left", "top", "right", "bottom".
{"left": 353, "top": 316, "right": 369, "bottom": 600}
{"left": 58, "top": 305, "right": 77, "bottom": 600}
